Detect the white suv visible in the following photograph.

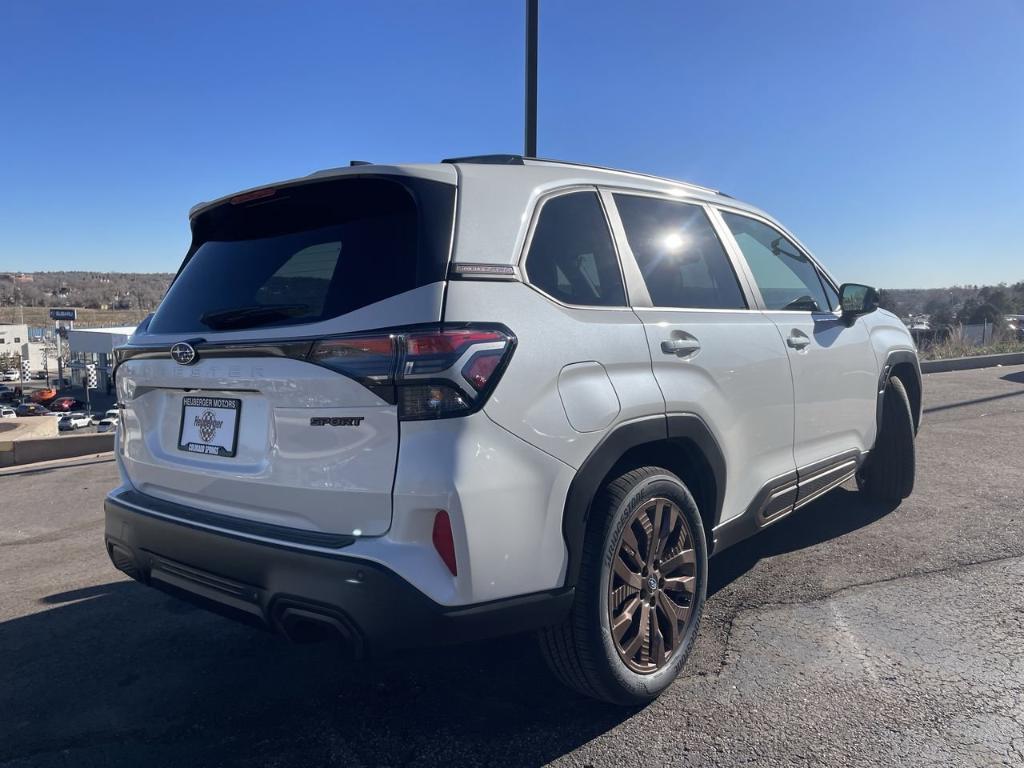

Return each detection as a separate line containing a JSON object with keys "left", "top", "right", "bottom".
{"left": 59, "top": 412, "right": 93, "bottom": 431}
{"left": 105, "top": 156, "right": 920, "bottom": 704}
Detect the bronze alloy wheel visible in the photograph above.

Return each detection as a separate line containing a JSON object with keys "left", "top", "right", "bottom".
{"left": 608, "top": 496, "right": 698, "bottom": 674}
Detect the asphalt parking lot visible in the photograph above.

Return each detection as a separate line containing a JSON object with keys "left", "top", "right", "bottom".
{"left": 2, "top": 364, "right": 1023, "bottom": 767}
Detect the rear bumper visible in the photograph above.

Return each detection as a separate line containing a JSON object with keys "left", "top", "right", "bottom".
{"left": 104, "top": 487, "right": 573, "bottom": 654}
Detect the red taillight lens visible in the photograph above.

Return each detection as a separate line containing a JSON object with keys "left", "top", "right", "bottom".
{"left": 406, "top": 329, "right": 507, "bottom": 357}
{"left": 308, "top": 335, "right": 396, "bottom": 382}
{"left": 432, "top": 510, "right": 458, "bottom": 576}
{"left": 461, "top": 351, "right": 503, "bottom": 391}
{"left": 308, "top": 325, "right": 515, "bottom": 420}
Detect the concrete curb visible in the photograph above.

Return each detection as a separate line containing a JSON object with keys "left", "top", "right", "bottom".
{"left": 920, "top": 352, "right": 1024, "bottom": 374}
{"left": 0, "top": 452, "right": 114, "bottom": 476}
{"left": 0, "top": 432, "right": 115, "bottom": 468}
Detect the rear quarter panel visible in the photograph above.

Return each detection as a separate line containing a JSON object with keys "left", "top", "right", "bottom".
{"left": 443, "top": 280, "right": 665, "bottom": 469}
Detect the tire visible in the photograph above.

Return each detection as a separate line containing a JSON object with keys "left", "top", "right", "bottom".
{"left": 858, "top": 375, "right": 915, "bottom": 502}
{"left": 538, "top": 466, "right": 708, "bottom": 705}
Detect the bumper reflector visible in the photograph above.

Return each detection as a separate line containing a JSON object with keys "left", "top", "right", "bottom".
{"left": 432, "top": 510, "right": 457, "bottom": 576}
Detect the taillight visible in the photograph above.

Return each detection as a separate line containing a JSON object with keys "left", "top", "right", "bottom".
{"left": 308, "top": 324, "right": 515, "bottom": 420}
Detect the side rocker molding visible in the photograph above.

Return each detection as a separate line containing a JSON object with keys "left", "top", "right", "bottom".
{"left": 560, "top": 413, "right": 726, "bottom": 589}
{"left": 712, "top": 448, "right": 864, "bottom": 554}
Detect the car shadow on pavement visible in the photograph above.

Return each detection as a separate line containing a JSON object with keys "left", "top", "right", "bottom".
{"left": 1, "top": 490, "right": 898, "bottom": 768}
{"left": 708, "top": 487, "right": 899, "bottom": 598}
{"left": 0, "top": 579, "right": 631, "bottom": 767}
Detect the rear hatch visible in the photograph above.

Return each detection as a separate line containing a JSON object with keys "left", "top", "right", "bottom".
{"left": 115, "top": 172, "right": 456, "bottom": 538}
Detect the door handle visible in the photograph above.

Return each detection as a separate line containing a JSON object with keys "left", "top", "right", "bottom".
{"left": 786, "top": 332, "right": 810, "bottom": 350}
{"left": 661, "top": 338, "right": 701, "bottom": 357}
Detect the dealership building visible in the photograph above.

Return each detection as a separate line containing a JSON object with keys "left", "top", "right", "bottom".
{"left": 0, "top": 323, "right": 50, "bottom": 375}
{"left": 66, "top": 326, "right": 137, "bottom": 393}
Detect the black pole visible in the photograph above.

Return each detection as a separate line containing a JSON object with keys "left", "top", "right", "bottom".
{"left": 525, "top": 0, "right": 538, "bottom": 157}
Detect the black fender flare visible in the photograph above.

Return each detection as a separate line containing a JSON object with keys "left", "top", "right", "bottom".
{"left": 560, "top": 413, "right": 726, "bottom": 589}
{"left": 876, "top": 350, "right": 922, "bottom": 440}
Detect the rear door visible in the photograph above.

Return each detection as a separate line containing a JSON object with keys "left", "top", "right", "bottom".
{"left": 115, "top": 173, "right": 456, "bottom": 538}
{"left": 604, "top": 191, "right": 797, "bottom": 526}
{"left": 716, "top": 209, "right": 879, "bottom": 474}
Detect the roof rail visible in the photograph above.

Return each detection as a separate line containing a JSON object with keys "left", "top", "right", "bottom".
{"left": 442, "top": 154, "right": 524, "bottom": 165}
{"left": 441, "top": 154, "right": 720, "bottom": 195}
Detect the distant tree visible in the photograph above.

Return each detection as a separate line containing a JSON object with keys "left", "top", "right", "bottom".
{"left": 955, "top": 299, "right": 975, "bottom": 324}
{"left": 979, "top": 285, "right": 1011, "bottom": 314}
{"left": 930, "top": 305, "right": 955, "bottom": 328}
{"left": 876, "top": 289, "right": 903, "bottom": 317}
{"left": 923, "top": 297, "right": 954, "bottom": 328}
{"left": 968, "top": 302, "right": 1004, "bottom": 327}
{"left": 998, "top": 282, "right": 1024, "bottom": 315}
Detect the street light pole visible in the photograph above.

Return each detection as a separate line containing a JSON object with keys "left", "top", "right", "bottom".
{"left": 525, "top": 0, "right": 538, "bottom": 157}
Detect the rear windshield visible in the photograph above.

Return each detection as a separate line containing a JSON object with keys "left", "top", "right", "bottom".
{"left": 148, "top": 176, "right": 455, "bottom": 334}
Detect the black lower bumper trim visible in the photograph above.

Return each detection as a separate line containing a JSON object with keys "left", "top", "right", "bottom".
{"left": 104, "top": 488, "right": 573, "bottom": 653}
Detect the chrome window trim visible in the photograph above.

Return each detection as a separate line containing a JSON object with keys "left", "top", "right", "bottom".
{"left": 598, "top": 188, "right": 652, "bottom": 308}
{"left": 598, "top": 187, "right": 760, "bottom": 313}
{"left": 517, "top": 185, "right": 633, "bottom": 312}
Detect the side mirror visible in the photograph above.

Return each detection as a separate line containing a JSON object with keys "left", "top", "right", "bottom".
{"left": 839, "top": 283, "right": 879, "bottom": 325}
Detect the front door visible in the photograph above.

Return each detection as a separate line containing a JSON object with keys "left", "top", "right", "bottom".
{"left": 716, "top": 210, "right": 879, "bottom": 476}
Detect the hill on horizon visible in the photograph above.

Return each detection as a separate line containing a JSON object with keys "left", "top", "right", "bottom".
{"left": 2, "top": 270, "right": 1022, "bottom": 329}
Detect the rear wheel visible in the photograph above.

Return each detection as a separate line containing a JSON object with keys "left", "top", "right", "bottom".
{"left": 539, "top": 466, "right": 708, "bottom": 705}
{"left": 858, "top": 375, "right": 915, "bottom": 502}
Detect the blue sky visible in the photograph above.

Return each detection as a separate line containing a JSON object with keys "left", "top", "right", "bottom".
{"left": 1, "top": 1, "right": 1021, "bottom": 288}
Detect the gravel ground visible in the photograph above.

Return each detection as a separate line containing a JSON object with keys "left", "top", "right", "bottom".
{"left": 1, "top": 365, "right": 1022, "bottom": 767}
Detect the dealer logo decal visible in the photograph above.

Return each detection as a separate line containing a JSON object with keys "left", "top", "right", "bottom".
{"left": 195, "top": 410, "right": 224, "bottom": 442}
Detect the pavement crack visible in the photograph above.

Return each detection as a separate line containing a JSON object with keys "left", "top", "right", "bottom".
{"left": 713, "top": 551, "right": 1024, "bottom": 672}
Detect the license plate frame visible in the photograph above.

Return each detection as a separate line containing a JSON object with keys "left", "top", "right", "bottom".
{"left": 177, "top": 396, "right": 242, "bottom": 457}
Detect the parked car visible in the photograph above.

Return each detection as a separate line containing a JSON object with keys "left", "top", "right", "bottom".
{"left": 30, "top": 388, "right": 58, "bottom": 404}
{"left": 92, "top": 408, "right": 119, "bottom": 426}
{"left": 104, "top": 156, "right": 921, "bottom": 705}
{"left": 16, "top": 402, "right": 53, "bottom": 417}
{"left": 58, "top": 412, "right": 92, "bottom": 431}
{"left": 96, "top": 414, "right": 119, "bottom": 433}
{"left": 1, "top": 370, "right": 19, "bottom": 382}
{"left": 0, "top": 406, "right": 16, "bottom": 419}
{"left": 49, "top": 397, "right": 86, "bottom": 412}
{"left": 32, "top": 371, "right": 48, "bottom": 380}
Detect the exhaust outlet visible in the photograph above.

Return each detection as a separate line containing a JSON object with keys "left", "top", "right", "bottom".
{"left": 273, "top": 602, "right": 364, "bottom": 657}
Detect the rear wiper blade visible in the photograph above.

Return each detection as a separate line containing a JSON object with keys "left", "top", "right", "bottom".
{"left": 200, "top": 303, "right": 310, "bottom": 330}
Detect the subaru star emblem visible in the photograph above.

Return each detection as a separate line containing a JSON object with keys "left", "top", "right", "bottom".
{"left": 170, "top": 342, "right": 197, "bottom": 366}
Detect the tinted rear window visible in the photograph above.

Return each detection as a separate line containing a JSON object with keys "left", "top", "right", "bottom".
{"left": 148, "top": 176, "right": 455, "bottom": 334}
{"left": 524, "top": 191, "right": 626, "bottom": 307}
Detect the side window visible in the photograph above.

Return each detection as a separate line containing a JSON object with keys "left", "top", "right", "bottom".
{"left": 525, "top": 191, "right": 626, "bottom": 307}
{"left": 720, "top": 212, "right": 830, "bottom": 312}
{"left": 820, "top": 275, "right": 840, "bottom": 312}
{"left": 614, "top": 195, "right": 747, "bottom": 309}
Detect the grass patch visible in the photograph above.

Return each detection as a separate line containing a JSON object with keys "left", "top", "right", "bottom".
{"left": 918, "top": 324, "right": 1024, "bottom": 360}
